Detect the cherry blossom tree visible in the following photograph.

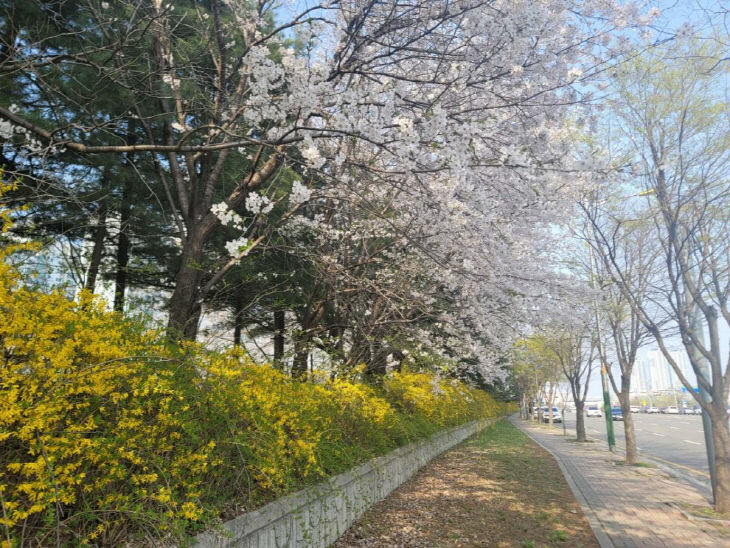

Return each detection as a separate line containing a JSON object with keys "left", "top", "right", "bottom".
{"left": 1, "top": 0, "right": 653, "bottom": 381}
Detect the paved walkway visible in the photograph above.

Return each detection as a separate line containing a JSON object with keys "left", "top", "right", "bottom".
{"left": 512, "top": 416, "right": 729, "bottom": 548}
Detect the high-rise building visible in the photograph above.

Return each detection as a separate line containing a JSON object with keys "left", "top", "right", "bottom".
{"left": 632, "top": 349, "right": 696, "bottom": 394}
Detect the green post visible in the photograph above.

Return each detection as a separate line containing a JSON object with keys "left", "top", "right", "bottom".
{"left": 588, "top": 244, "right": 616, "bottom": 453}
{"left": 601, "top": 363, "right": 616, "bottom": 451}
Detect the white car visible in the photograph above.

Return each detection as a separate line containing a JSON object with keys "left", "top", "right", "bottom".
{"left": 542, "top": 407, "right": 562, "bottom": 423}
{"left": 586, "top": 405, "right": 602, "bottom": 418}
{"left": 646, "top": 406, "right": 660, "bottom": 414}
{"left": 665, "top": 406, "right": 680, "bottom": 414}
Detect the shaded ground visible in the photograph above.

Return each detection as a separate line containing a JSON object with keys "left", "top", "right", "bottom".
{"left": 335, "top": 420, "right": 599, "bottom": 547}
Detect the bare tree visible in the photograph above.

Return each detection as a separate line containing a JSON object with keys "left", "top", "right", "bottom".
{"left": 584, "top": 217, "right": 659, "bottom": 463}
{"left": 548, "top": 327, "right": 595, "bottom": 442}
{"left": 585, "top": 37, "right": 730, "bottom": 510}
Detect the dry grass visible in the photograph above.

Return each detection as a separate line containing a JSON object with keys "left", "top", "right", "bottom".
{"left": 335, "top": 420, "right": 599, "bottom": 547}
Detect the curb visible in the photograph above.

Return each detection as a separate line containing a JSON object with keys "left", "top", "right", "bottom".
{"left": 509, "top": 416, "right": 615, "bottom": 548}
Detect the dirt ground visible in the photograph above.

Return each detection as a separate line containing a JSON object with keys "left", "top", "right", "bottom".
{"left": 334, "top": 420, "right": 599, "bottom": 548}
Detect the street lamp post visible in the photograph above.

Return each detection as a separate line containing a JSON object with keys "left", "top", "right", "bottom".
{"left": 600, "top": 359, "right": 616, "bottom": 451}
{"left": 588, "top": 245, "right": 616, "bottom": 452}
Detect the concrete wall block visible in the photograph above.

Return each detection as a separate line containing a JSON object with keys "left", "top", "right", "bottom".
{"left": 194, "top": 418, "right": 495, "bottom": 548}
{"left": 320, "top": 496, "right": 339, "bottom": 546}
{"left": 308, "top": 500, "right": 323, "bottom": 546}
{"left": 332, "top": 492, "right": 347, "bottom": 536}
{"left": 272, "top": 518, "right": 292, "bottom": 548}
{"left": 253, "top": 527, "right": 269, "bottom": 548}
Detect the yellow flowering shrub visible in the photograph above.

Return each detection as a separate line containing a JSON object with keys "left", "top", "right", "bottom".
{"left": 0, "top": 279, "right": 214, "bottom": 544}
{"left": 383, "top": 371, "right": 502, "bottom": 427}
{"left": 0, "top": 277, "right": 505, "bottom": 546}
{"left": 0, "top": 186, "right": 507, "bottom": 545}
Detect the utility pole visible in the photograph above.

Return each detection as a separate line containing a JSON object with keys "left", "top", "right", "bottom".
{"left": 588, "top": 246, "right": 616, "bottom": 452}
{"left": 598, "top": 358, "right": 616, "bottom": 451}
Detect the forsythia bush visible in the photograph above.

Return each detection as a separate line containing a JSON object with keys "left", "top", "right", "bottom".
{"left": 0, "top": 280, "right": 505, "bottom": 546}
{"left": 0, "top": 194, "right": 507, "bottom": 546}
{"left": 383, "top": 371, "right": 501, "bottom": 427}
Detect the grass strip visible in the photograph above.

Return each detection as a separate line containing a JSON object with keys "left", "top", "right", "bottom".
{"left": 336, "top": 419, "right": 599, "bottom": 547}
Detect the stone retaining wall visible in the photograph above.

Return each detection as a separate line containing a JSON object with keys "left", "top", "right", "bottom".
{"left": 193, "top": 417, "right": 495, "bottom": 548}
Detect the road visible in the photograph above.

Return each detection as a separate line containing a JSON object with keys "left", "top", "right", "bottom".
{"left": 546, "top": 412, "right": 711, "bottom": 485}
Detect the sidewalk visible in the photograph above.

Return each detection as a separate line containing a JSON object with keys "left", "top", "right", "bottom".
{"left": 512, "top": 416, "right": 728, "bottom": 548}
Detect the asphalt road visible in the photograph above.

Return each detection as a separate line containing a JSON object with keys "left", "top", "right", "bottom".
{"left": 545, "top": 412, "right": 712, "bottom": 484}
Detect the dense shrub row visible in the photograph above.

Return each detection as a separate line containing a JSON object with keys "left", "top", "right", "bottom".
{"left": 0, "top": 248, "right": 507, "bottom": 546}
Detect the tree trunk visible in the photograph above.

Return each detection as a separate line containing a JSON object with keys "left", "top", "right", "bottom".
{"left": 84, "top": 174, "right": 108, "bottom": 293}
{"left": 291, "top": 337, "right": 308, "bottom": 379}
{"left": 710, "top": 407, "right": 730, "bottom": 513}
{"left": 345, "top": 332, "right": 368, "bottom": 370}
{"left": 619, "top": 391, "right": 637, "bottom": 464}
{"left": 547, "top": 383, "right": 555, "bottom": 427}
{"left": 274, "top": 309, "right": 285, "bottom": 363}
{"left": 290, "top": 302, "right": 325, "bottom": 379}
{"left": 522, "top": 393, "right": 529, "bottom": 420}
{"left": 167, "top": 234, "right": 205, "bottom": 340}
{"left": 575, "top": 401, "right": 587, "bottom": 442}
{"left": 390, "top": 349, "right": 405, "bottom": 373}
{"left": 365, "top": 339, "right": 388, "bottom": 377}
{"left": 114, "top": 120, "right": 136, "bottom": 312}
{"left": 233, "top": 295, "right": 243, "bottom": 347}
{"left": 113, "top": 180, "right": 131, "bottom": 312}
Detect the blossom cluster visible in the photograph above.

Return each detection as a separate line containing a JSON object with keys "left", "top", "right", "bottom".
{"left": 245, "top": 191, "right": 273, "bottom": 215}
{"left": 211, "top": 201, "right": 245, "bottom": 229}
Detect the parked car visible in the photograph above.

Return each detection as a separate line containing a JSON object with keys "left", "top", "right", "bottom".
{"left": 542, "top": 407, "right": 562, "bottom": 423}
{"left": 611, "top": 407, "right": 624, "bottom": 421}
{"left": 664, "top": 406, "right": 680, "bottom": 414}
{"left": 630, "top": 406, "right": 640, "bottom": 413}
{"left": 692, "top": 406, "right": 703, "bottom": 415}
{"left": 531, "top": 407, "right": 548, "bottom": 419}
{"left": 646, "top": 406, "right": 660, "bottom": 414}
{"left": 586, "top": 405, "right": 602, "bottom": 418}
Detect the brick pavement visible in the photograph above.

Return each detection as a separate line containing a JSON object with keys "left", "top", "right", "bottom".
{"left": 511, "top": 416, "right": 729, "bottom": 548}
